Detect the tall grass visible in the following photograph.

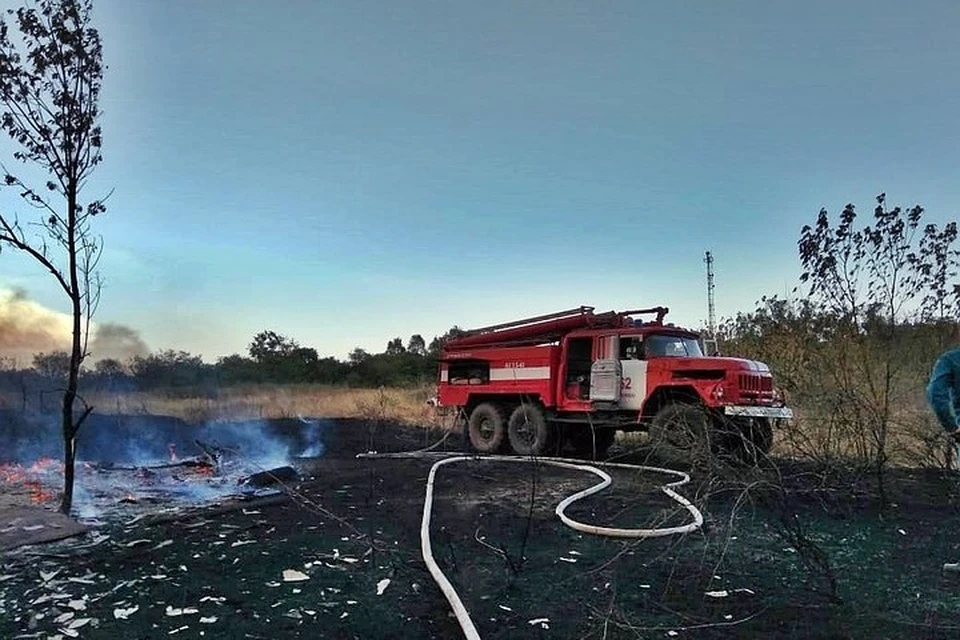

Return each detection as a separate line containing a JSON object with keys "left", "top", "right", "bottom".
{"left": 67, "top": 384, "right": 439, "bottom": 426}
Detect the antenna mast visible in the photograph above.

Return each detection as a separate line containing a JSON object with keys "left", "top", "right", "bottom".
{"left": 704, "top": 250, "right": 716, "bottom": 336}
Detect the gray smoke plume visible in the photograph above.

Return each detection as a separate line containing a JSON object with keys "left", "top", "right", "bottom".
{"left": 89, "top": 322, "right": 149, "bottom": 363}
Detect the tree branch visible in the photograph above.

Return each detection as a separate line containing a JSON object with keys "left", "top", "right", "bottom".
{"left": 0, "top": 217, "right": 71, "bottom": 295}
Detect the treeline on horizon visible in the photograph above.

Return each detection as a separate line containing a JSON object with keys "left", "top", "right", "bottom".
{"left": 0, "top": 328, "right": 472, "bottom": 392}
{"left": 2, "top": 194, "right": 959, "bottom": 408}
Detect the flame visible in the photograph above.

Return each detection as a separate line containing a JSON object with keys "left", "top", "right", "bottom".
{"left": 28, "top": 458, "right": 61, "bottom": 473}
{"left": 25, "top": 480, "right": 55, "bottom": 503}
{"left": 0, "top": 460, "right": 61, "bottom": 504}
{"left": 0, "top": 464, "right": 26, "bottom": 483}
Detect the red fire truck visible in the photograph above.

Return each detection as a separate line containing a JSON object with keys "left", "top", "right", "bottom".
{"left": 434, "top": 305, "right": 792, "bottom": 462}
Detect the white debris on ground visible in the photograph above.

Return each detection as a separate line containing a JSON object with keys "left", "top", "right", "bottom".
{"left": 704, "top": 587, "right": 756, "bottom": 598}
{"left": 282, "top": 569, "right": 309, "bottom": 582}
{"left": 0, "top": 497, "right": 385, "bottom": 639}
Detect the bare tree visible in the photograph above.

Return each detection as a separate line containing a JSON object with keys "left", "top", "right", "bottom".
{"left": 0, "top": 0, "right": 107, "bottom": 514}
{"left": 795, "top": 193, "right": 958, "bottom": 510}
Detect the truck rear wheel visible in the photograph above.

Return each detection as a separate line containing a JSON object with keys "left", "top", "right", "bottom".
{"left": 507, "top": 403, "right": 556, "bottom": 456}
{"left": 467, "top": 403, "right": 508, "bottom": 453}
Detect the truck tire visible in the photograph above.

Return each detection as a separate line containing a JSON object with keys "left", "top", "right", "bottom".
{"left": 507, "top": 402, "right": 555, "bottom": 456}
{"left": 647, "top": 402, "right": 713, "bottom": 467}
{"left": 713, "top": 416, "right": 774, "bottom": 466}
{"left": 467, "top": 403, "right": 508, "bottom": 453}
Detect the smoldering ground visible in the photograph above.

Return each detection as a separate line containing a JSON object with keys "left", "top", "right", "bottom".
{"left": 0, "top": 410, "right": 330, "bottom": 519}
{"left": 0, "top": 410, "right": 328, "bottom": 467}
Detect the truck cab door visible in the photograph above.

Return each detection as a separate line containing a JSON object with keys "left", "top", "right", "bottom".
{"left": 589, "top": 335, "right": 621, "bottom": 403}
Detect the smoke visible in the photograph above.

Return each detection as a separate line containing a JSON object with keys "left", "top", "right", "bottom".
{"left": 0, "top": 410, "right": 328, "bottom": 469}
{"left": 0, "top": 409, "right": 329, "bottom": 518}
{"left": 0, "top": 287, "right": 148, "bottom": 366}
{"left": 0, "top": 287, "right": 71, "bottom": 365}
{"left": 89, "top": 322, "right": 149, "bottom": 362}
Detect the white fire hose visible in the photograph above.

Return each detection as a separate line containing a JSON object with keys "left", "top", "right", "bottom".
{"left": 357, "top": 450, "right": 704, "bottom": 640}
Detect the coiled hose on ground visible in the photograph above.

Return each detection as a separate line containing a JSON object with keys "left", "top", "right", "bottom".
{"left": 357, "top": 449, "right": 704, "bottom": 640}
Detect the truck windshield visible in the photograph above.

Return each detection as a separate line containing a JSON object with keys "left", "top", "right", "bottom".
{"left": 645, "top": 334, "right": 704, "bottom": 357}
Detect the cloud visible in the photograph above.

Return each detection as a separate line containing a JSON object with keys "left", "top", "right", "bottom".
{"left": 0, "top": 287, "right": 148, "bottom": 366}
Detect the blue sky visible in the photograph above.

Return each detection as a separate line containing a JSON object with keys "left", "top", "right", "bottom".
{"left": 2, "top": 0, "right": 959, "bottom": 361}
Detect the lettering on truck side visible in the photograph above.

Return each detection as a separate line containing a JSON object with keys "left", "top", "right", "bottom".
{"left": 503, "top": 362, "right": 526, "bottom": 368}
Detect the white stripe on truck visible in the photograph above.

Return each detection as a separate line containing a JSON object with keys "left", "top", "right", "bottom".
{"left": 489, "top": 366, "right": 551, "bottom": 381}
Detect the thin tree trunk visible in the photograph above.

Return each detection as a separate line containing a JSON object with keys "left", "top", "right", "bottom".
{"left": 59, "top": 187, "right": 82, "bottom": 515}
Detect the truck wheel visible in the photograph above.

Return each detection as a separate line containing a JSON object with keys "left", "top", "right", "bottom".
{"left": 507, "top": 403, "right": 555, "bottom": 456}
{"left": 716, "top": 416, "right": 774, "bottom": 465}
{"left": 468, "top": 403, "right": 508, "bottom": 453}
{"left": 648, "top": 403, "right": 713, "bottom": 467}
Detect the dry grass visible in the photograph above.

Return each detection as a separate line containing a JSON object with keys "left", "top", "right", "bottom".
{"left": 611, "top": 403, "right": 953, "bottom": 471}
{"left": 74, "top": 384, "right": 441, "bottom": 426}
{"left": 5, "top": 383, "right": 950, "bottom": 468}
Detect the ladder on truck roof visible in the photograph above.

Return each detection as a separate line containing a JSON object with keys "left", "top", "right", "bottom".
{"left": 443, "top": 305, "right": 670, "bottom": 351}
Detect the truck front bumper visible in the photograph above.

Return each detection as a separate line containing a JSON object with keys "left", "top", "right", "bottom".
{"left": 723, "top": 405, "right": 794, "bottom": 419}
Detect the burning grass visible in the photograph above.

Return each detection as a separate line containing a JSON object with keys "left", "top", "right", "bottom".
{"left": 77, "top": 384, "right": 437, "bottom": 426}
{"left": 0, "top": 458, "right": 62, "bottom": 505}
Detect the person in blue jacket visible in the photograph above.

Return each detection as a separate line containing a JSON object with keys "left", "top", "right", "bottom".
{"left": 927, "top": 346, "right": 960, "bottom": 441}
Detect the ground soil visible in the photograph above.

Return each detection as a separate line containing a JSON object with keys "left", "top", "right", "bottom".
{"left": 3, "top": 416, "right": 960, "bottom": 639}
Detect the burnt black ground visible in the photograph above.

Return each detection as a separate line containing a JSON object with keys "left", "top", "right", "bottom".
{"left": 3, "top": 416, "right": 960, "bottom": 639}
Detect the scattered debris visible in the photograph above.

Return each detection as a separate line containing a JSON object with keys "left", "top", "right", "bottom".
{"left": 705, "top": 587, "right": 755, "bottom": 598}
{"left": 113, "top": 606, "right": 139, "bottom": 620}
{"left": 240, "top": 466, "right": 299, "bottom": 489}
{"left": 40, "top": 569, "right": 61, "bottom": 583}
{"left": 282, "top": 569, "right": 310, "bottom": 582}
{"left": 376, "top": 578, "right": 390, "bottom": 595}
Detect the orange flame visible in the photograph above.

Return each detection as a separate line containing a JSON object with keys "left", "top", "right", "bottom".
{"left": 28, "top": 458, "right": 62, "bottom": 473}
{"left": 0, "top": 461, "right": 60, "bottom": 504}
{"left": 25, "top": 480, "right": 55, "bottom": 503}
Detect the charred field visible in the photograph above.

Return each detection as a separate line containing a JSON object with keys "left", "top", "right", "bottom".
{"left": 2, "top": 413, "right": 960, "bottom": 639}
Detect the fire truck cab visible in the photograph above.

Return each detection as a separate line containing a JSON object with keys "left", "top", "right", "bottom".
{"left": 435, "top": 305, "right": 793, "bottom": 463}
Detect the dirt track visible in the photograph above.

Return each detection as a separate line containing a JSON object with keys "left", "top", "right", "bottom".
{"left": 3, "top": 417, "right": 960, "bottom": 639}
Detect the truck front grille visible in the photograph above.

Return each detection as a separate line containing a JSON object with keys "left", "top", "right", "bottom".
{"left": 739, "top": 374, "right": 773, "bottom": 394}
